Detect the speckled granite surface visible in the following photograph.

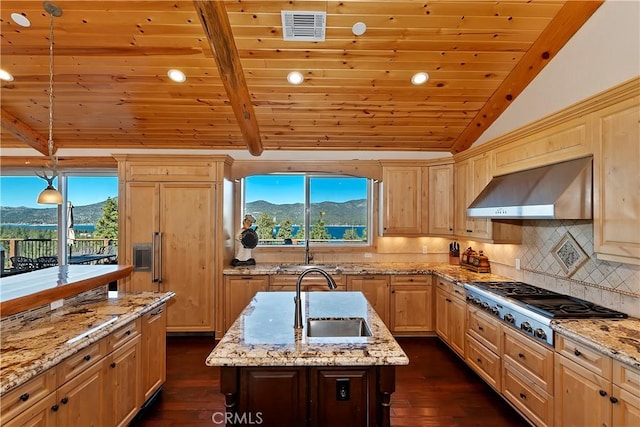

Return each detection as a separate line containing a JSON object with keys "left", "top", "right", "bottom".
{"left": 0, "top": 291, "right": 174, "bottom": 396}
{"left": 223, "top": 262, "right": 506, "bottom": 284}
{"left": 206, "top": 291, "right": 409, "bottom": 367}
{"left": 551, "top": 318, "right": 640, "bottom": 370}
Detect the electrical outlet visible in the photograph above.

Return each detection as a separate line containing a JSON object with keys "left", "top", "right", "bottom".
{"left": 515, "top": 258, "right": 521, "bottom": 270}
{"left": 422, "top": 246, "right": 428, "bottom": 254}
{"left": 50, "top": 299, "right": 63, "bottom": 310}
{"left": 364, "top": 252, "right": 372, "bottom": 258}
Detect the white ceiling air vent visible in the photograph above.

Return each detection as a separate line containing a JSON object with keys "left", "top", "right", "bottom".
{"left": 281, "top": 11, "right": 326, "bottom": 42}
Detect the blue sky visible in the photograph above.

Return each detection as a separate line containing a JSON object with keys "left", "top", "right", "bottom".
{"left": 0, "top": 176, "right": 118, "bottom": 208}
{"left": 245, "top": 175, "right": 367, "bottom": 204}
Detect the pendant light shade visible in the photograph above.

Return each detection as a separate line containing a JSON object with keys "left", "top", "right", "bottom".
{"left": 37, "top": 184, "right": 64, "bottom": 204}
{"left": 36, "top": 2, "right": 63, "bottom": 205}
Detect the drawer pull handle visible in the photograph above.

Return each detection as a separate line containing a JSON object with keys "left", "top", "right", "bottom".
{"left": 446, "top": 298, "right": 452, "bottom": 302}
{"left": 476, "top": 358, "right": 482, "bottom": 364}
{"left": 478, "top": 326, "right": 484, "bottom": 331}
{"left": 110, "top": 362, "right": 117, "bottom": 368}
{"left": 152, "top": 308, "right": 163, "bottom": 316}
{"left": 19, "top": 392, "right": 30, "bottom": 401}
{"left": 51, "top": 404, "right": 59, "bottom": 412}
{"left": 363, "top": 276, "right": 375, "bottom": 280}
{"left": 574, "top": 349, "right": 582, "bottom": 357}
{"left": 519, "top": 393, "right": 527, "bottom": 400}
{"left": 83, "top": 355, "right": 91, "bottom": 361}
{"left": 610, "top": 396, "right": 619, "bottom": 404}
{"left": 125, "top": 330, "right": 131, "bottom": 336}
{"left": 61, "top": 397, "right": 68, "bottom": 405}
{"left": 518, "top": 353, "right": 525, "bottom": 359}
{"left": 599, "top": 390, "right": 608, "bottom": 397}
{"left": 454, "top": 290, "right": 462, "bottom": 294}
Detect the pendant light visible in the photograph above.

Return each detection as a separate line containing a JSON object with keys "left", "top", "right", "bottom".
{"left": 36, "top": 2, "right": 63, "bottom": 205}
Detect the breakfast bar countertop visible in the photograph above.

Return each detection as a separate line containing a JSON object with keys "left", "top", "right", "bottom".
{"left": 0, "top": 290, "right": 174, "bottom": 396}
{"left": 206, "top": 291, "right": 409, "bottom": 367}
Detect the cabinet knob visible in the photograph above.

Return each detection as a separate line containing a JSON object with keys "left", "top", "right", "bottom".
{"left": 476, "top": 358, "right": 482, "bottom": 364}
{"left": 599, "top": 390, "right": 608, "bottom": 397}
{"left": 519, "top": 393, "right": 527, "bottom": 400}
{"left": 83, "top": 354, "right": 91, "bottom": 361}
{"left": 125, "top": 330, "right": 131, "bottom": 336}
{"left": 610, "top": 396, "right": 619, "bottom": 404}
{"left": 446, "top": 298, "right": 452, "bottom": 302}
{"left": 518, "top": 353, "right": 525, "bottom": 359}
{"left": 478, "top": 326, "right": 484, "bottom": 331}
{"left": 574, "top": 349, "right": 582, "bottom": 357}
{"left": 51, "top": 404, "right": 59, "bottom": 412}
{"left": 61, "top": 397, "right": 69, "bottom": 405}
{"left": 110, "top": 362, "right": 117, "bottom": 368}
{"left": 19, "top": 392, "right": 29, "bottom": 402}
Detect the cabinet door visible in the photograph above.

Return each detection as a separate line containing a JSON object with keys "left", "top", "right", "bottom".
{"left": 2, "top": 393, "right": 57, "bottom": 427}
{"left": 310, "top": 368, "right": 374, "bottom": 427}
{"left": 435, "top": 287, "right": 449, "bottom": 341}
{"left": 427, "top": 164, "right": 454, "bottom": 236}
{"left": 224, "top": 276, "right": 269, "bottom": 331}
{"left": 612, "top": 384, "right": 640, "bottom": 427}
{"left": 56, "top": 360, "right": 106, "bottom": 426}
{"left": 105, "top": 336, "right": 141, "bottom": 427}
{"left": 160, "top": 183, "right": 216, "bottom": 332}
{"left": 593, "top": 96, "right": 640, "bottom": 265}
{"left": 454, "top": 160, "right": 470, "bottom": 237}
{"left": 390, "top": 285, "right": 433, "bottom": 333}
{"left": 141, "top": 305, "right": 167, "bottom": 403}
{"left": 381, "top": 166, "right": 422, "bottom": 235}
{"left": 468, "top": 153, "right": 492, "bottom": 240}
{"left": 346, "top": 275, "right": 390, "bottom": 326}
{"left": 555, "top": 354, "right": 611, "bottom": 427}
{"left": 125, "top": 182, "right": 159, "bottom": 292}
{"left": 449, "top": 296, "right": 466, "bottom": 357}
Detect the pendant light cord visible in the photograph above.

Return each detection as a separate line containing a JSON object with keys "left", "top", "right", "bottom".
{"left": 47, "top": 4, "right": 57, "bottom": 170}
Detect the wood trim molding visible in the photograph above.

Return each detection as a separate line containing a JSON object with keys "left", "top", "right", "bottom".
{"left": 0, "top": 156, "right": 118, "bottom": 170}
{"left": 0, "top": 109, "right": 50, "bottom": 156}
{"left": 453, "top": 76, "right": 640, "bottom": 163}
{"left": 231, "top": 160, "right": 383, "bottom": 180}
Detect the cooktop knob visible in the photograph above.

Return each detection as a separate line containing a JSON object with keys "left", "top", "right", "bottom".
{"left": 520, "top": 322, "right": 533, "bottom": 333}
{"left": 473, "top": 298, "right": 481, "bottom": 305}
{"left": 490, "top": 306, "right": 500, "bottom": 316}
{"left": 481, "top": 302, "right": 490, "bottom": 310}
{"left": 504, "top": 313, "right": 515, "bottom": 324}
{"left": 534, "top": 329, "right": 547, "bottom": 340}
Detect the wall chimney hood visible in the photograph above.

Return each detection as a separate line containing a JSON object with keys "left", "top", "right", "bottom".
{"left": 467, "top": 156, "right": 592, "bottom": 220}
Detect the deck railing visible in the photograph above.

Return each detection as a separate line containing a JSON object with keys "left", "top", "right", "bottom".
{"left": 0, "top": 238, "right": 118, "bottom": 271}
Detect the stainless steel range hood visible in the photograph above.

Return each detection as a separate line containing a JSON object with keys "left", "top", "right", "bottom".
{"left": 467, "top": 156, "right": 592, "bottom": 219}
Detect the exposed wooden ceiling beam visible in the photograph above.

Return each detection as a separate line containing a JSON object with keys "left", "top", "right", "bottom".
{"left": 0, "top": 156, "right": 117, "bottom": 169}
{"left": 450, "top": 1, "right": 604, "bottom": 154}
{"left": 1, "top": 109, "right": 50, "bottom": 156}
{"left": 193, "top": 0, "right": 263, "bottom": 156}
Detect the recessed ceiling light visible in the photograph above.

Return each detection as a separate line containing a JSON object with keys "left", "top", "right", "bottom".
{"left": 11, "top": 13, "right": 31, "bottom": 27}
{"left": 352, "top": 22, "right": 367, "bottom": 36}
{"left": 0, "top": 69, "right": 14, "bottom": 82}
{"left": 287, "top": 71, "right": 304, "bottom": 85}
{"left": 167, "top": 69, "right": 186, "bottom": 83}
{"left": 411, "top": 72, "right": 429, "bottom": 85}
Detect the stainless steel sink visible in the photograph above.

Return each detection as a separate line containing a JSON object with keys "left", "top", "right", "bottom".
{"left": 306, "top": 317, "right": 372, "bottom": 337}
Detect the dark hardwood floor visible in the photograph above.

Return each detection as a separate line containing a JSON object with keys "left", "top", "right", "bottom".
{"left": 132, "top": 336, "right": 529, "bottom": 427}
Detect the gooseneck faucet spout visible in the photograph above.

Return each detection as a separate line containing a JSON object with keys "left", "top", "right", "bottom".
{"left": 294, "top": 268, "right": 338, "bottom": 329}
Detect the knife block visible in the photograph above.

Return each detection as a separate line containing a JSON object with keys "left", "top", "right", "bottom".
{"left": 449, "top": 252, "right": 460, "bottom": 265}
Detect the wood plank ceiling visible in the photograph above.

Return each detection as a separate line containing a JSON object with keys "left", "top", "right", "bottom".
{"left": 0, "top": 1, "right": 602, "bottom": 157}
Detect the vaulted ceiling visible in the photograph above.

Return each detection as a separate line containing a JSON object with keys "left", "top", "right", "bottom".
{"left": 0, "top": 1, "right": 602, "bottom": 157}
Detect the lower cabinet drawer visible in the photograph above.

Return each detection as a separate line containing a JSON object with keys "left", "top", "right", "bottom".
{"left": 503, "top": 327, "right": 554, "bottom": 394}
{"left": 0, "top": 369, "right": 57, "bottom": 423}
{"left": 57, "top": 339, "right": 106, "bottom": 385}
{"left": 503, "top": 361, "right": 554, "bottom": 427}
{"left": 465, "top": 335, "right": 501, "bottom": 392}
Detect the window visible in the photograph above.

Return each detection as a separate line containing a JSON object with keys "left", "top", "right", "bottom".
{"left": 243, "top": 174, "right": 371, "bottom": 246}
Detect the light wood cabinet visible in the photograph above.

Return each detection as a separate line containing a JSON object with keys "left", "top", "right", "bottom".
{"left": 1, "top": 370, "right": 57, "bottom": 426}
{"left": 55, "top": 360, "right": 107, "bottom": 426}
{"left": 104, "top": 336, "right": 141, "bottom": 427}
{"left": 389, "top": 275, "right": 433, "bottom": 335}
{"left": 381, "top": 166, "right": 424, "bottom": 235}
{"left": 434, "top": 277, "right": 465, "bottom": 357}
{"left": 224, "top": 275, "right": 269, "bottom": 331}
{"left": 465, "top": 304, "right": 502, "bottom": 392}
{"left": 555, "top": 334, "right": 640, "bottom": 427}
{"left": 141, "top": 304, "right": 167, "bottom": 403}
{"left": 347, "top": 275, "right": 390, "bottom": 327}
{"left": 593, "top": 95, "right": 640, "bottom": 265}
{"left": 380, "top": 162, "right": 454, "bottom": 237}
{"left": 454, "top": 154, "right": 522, "bottom": 243}
{"left": 427, "top": 163, "right": 454, "bottom": 236}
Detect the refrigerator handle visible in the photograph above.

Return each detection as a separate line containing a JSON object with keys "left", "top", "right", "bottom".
{"left": 157, "top": 232, "right": 163, "bottom": 284}
{"left": 151, "top": 232, "right": 159, "bottom": 284}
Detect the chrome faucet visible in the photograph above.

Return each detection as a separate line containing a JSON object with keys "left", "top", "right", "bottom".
{"left": 294, "top": 267, "right": 337, "bottom": 329}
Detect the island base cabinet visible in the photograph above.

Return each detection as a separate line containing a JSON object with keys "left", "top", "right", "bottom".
{"left": 220, "top": 366, "right": 396, "bottom": 427}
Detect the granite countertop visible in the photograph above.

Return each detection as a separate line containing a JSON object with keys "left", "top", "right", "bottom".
{"left": 206, "top": 291, "right": 409, "bottom": 367}
{"left": 0, "top": 291, "right": 174, "bottom": 396}
{"left": 224, "top": 262, "right": 507, "bottom": 284}
{"left": 551, "top": 318, "right": 640, "bottom": 370}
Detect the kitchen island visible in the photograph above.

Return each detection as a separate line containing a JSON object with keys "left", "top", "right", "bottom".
{"left": 206, "top": 291, "right": 409, "bottom": 427}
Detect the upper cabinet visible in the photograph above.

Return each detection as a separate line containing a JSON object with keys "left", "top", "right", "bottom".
{"left": 454, "top": 153, "right": 522, "bottom": 244}
{"left": 593, "top": 95, "right": 640, "bottom": 265}
{"left": 380, "top": 161, "right": 453, "bottom": 237}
